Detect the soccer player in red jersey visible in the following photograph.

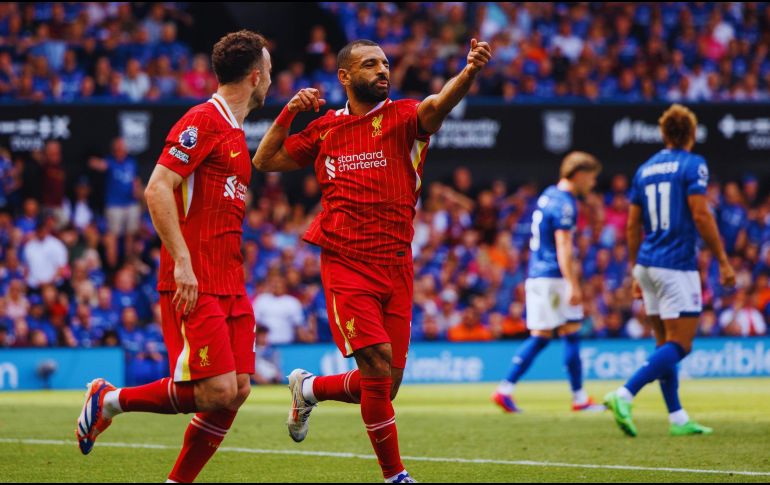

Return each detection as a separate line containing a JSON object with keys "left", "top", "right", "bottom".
{"left": 254, "top": 38, "right": 492, "bottom": 483}
{"left": 75, "top": 31, "right": 271, "bottom": 483}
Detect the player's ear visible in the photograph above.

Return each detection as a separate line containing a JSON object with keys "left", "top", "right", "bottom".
{"left": 338, "top": 68, "right": 350, "bottom": 87}
{"left": 251, "top": 68, "right": 260, "bottom": 88}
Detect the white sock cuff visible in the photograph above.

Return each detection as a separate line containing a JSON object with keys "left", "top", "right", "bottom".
{"left": 669, "top": 409, "right": 690, "bottom": 426}
{"left": 385, "top": 470, "right": 408, "bottom": 483}
{"left": 302, "top": 376, "right": 317, "bottom": 404}
{"left": 103, "top": 389, "right": 123, "bottom": 419}
{"left": 572, "top": 388, "right": 589, "bottom": 405}
{"left": 497, "top": 381, "right": 515, "bottom": 396}
{"left": 616, "top": 387, "right": 634, "bottom": 402}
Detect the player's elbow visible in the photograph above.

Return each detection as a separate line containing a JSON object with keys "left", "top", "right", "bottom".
{"left": 252, "top": 155, "right": 270, "bottom": 172}
{"left": 144, "top": 180, "right": 160, "bottom": 208}
{"left": 691, "top": 209, "right": 713, "bottom": 228}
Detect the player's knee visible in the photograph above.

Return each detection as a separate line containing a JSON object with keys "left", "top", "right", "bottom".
{"left": 199, "top": 379, "right": 238, "bottom": 410}
{"left": 235, "top": 382, "right": 251, "bottom": 404}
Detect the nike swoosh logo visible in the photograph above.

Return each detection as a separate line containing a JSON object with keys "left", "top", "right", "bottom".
{"left": 375, "top": 433, "right": 392, "bottom": 444}
{"left": 319, "top": 129, "right": 332, "bottom": 140}
{"left": 230, "top": 150, "right": 241, "bottom": 158}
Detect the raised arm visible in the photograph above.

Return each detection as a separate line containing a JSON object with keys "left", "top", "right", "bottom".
{"left": 417, "top": 39, "right": 492, "bottom": 134}
{"left": 252, "top": 88, "right": 326, "bottom": 172}
{"left": 687, "top": 194, "right": 736, "bottom": 288}
{"left": 144, "top": 164, "right": 197, "bottom": 314}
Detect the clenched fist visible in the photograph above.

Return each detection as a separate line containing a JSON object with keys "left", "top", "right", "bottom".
{"left": 287, "top": 88, "right": 327, "bottom": 113}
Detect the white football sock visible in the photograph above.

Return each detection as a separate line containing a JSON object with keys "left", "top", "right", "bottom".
{"left": 572, "top": 388, "right": 589, "bottom": 405}
{"left": 385, "top": 470, "right": 408, "bottom": 483}
{"left": 616, "top": 387, "right": 634, "bottom": 403}
{"left": 302, "top": 376, "right": 318, "bottom": 404}
{"left": 496, "top": 381, "right": 515, "bottom": 396}
{"left": 669, "top": 409, "right": 690, "bottom": 426}
{"left": 102, "top": 389, "right": 123, "bottom": 420}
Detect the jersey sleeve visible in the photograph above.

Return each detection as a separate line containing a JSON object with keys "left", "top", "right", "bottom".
{"left": 684, "top": 156, "right": 709, "bottom": 196}
{"left": 398, "top": 99, "right": 429, "bottom": 141}
{"left": 156, "top": 110, "right": 218, "bottom": 179}
{"left": 553, "top": 197, "right": 576, "bottom": 230}
{"left": 284, "top": 115, "right": 325, "bottom": 168}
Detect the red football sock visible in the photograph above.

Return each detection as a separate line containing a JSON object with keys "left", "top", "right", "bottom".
{"left": 118, "top": 377, "right": 197, "bottom": 414}
{"left": 360, "top": 376, "right": 403, "bottom": 479}
{"left": 168, "top": 408, "right": 238, "bottom": 483}
{"left": 312, "top": 370, "right": 361, "bottom": 403}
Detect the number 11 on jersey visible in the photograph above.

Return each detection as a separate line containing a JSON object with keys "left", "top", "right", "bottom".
{"left": 644, "top": 182, "right": 671, "bottom": 231}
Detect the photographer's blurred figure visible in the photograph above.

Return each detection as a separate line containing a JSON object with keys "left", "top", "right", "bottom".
{"left": 252, "top": 324, "right": 282, "bottom": 385}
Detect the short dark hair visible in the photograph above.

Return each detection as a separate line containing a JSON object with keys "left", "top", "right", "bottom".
{"left": 337, "top": 39, "right": 379, "bottom": 69}
{"left": 211, "top": 30, "right": 267, "bottom": 85}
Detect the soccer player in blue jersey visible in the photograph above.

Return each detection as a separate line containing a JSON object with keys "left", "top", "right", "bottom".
{"left": 605, "top": 104, "right": 736, "bottom": 437}
{"left": 493, "top": 151, "right": 604, "bottom": 413}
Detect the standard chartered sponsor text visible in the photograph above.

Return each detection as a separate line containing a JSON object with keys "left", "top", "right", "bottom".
{"left": 337, "top": 150, "right": 387, "bottom": 172}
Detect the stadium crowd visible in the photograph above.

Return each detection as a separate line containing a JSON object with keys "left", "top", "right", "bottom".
{"left": 3, "top": 3, "right": 770, "bottom": 103}
{"left": 0, "top": 139, "right": 767, "bottom": 368}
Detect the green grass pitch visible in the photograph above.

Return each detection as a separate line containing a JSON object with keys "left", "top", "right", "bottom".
{"left": 1, "top": 379, "right": 769, "bottom": 482}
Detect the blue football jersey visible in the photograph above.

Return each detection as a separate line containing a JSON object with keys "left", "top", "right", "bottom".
{"left": 630, "top": 149, "right": 709, "bottom": 271}
{"left": 527, "top": 185, "right": 577, "bottom": 279}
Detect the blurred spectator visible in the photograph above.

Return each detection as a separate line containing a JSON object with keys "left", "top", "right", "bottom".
{"left": 253, "top": 276, "right": 312, "bottom": 345}
{"left": 89, "top": 138, "right": 141, "bottom": 237}
{"left": 40, "top": 141, "right": 66, "bottom": 227}
{"left": 253, "top": 324, "right": 282, "bottom": 385}
{"left": 179, "top": 54, "right": 217, "bottom": 99}
{"left": 23, "top": 215, "right": 68, "bottom": 289}
{"left": 120, "top": 58, "right": 151, "bottom": 102}
{"left": 719, "top": 288, "right": 767, "bottom": 336}
{"left": 448, "top": 308, "right": 493, "bottom": 342}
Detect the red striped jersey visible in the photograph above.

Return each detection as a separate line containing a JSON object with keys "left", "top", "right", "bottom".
{"left": 156, "top": 94, "right": 251, "bottom": 295}
{"left": 285, "top": 98, "right": 430, "bottom": 265}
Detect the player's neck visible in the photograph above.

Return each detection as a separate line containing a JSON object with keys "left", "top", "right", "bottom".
{"left": 557, "top": 178, "right": 576, "bottom": 195}
{"left": 214, "top": 86, "right": 250, "bottom": 127}
{"left": 346, "top": 97, "right": 380, "bottom": 116}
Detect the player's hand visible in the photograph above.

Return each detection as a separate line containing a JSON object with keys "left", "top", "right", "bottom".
{"left": 719, "top": 260, "right": 736, "bottom": 289}
{"left": 466, "top": 38, "right": 492, "bottom": 75}
{"left": 567, "top": 282, "right": 582, "bottom": 306}
{"left": 173, "top": 257, "right": 199, "bottom": 315}
{"left": 631, "top": 279, "right": 643, "bottom": 299}
{"left": 287, "top": 88, "right": 327, "bottom": 113}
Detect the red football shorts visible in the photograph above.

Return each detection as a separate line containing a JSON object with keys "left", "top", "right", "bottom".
{"left": 160, "top": 292, "right": 256, "bottom": 382}
{"left": 320, "top": 250, "right": 413, "bottom": 369}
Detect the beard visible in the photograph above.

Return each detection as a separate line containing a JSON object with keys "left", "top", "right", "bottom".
{"left": 248, "top": 88, "right": 266, "bottom": 111}
{"left": 351, "top": 76, "right": 389, "bottom": 104}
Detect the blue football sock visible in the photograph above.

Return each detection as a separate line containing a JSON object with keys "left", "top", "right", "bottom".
{"left": 624, "top": 342, "right": 687, "bottom": 397}
{"left": 504, "top": 336, "right": 550, "bottom": 384}
{"left": 657, "top": 345, "right": 683, "bottom": 413}
{"left": 563, "top": 332, "right": 582, "bottom": 392}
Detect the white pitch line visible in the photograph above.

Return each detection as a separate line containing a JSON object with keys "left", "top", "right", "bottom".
{"left": 1, "top": 438, "right": 769, "bottom": 477}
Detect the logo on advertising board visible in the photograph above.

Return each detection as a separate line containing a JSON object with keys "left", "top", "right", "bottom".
{"left": 613, "top": 117, "right": 707, "bottom": 148}
{"left": 118, "top": 111, "right": 152, "bottom": 154}
{"left": 432, "top": 100, "right": 501, "bottom": 149}
{"left": 0, "top": 362, "right": 19, "bottom": 389}
{"left": 718, "top": 114, "right": 770, "bottom": 150}
{"left": 0, "top": 115, "right": 71, "bottom": 152}
{"left": 542, "top": 111, "right": 574, "bottom": 154}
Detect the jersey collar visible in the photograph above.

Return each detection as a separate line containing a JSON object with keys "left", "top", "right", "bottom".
{"left": 208, "top": 93, "right": 241, "bottom": 129}
{"left": 336, "top": 98, "right": 391, "bottom": 117}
